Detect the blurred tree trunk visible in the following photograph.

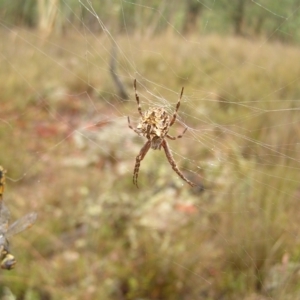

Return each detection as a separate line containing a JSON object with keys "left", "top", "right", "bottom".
{"left": 232, "top": 0, "right": 246, "bottom": 36}
{"left": 119, "top": 0, "right": 136, "bottom": 34}
{"left": 182, "top": 0, "right": 203, "bottom": 34}
{"left": 254, "top": 16, "right": 265, "bottom": 35}
{"left": 146, "top": 0, "right": 169, "bottom": 37}
{"left": 37, "top": 0, "right": 59, "bottom": 35}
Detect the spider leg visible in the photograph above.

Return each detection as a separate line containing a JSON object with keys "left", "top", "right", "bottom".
{"left": 133, "top": 140, "right": 151, "bottom": 188}
{"left": 128, "top": 116, "right": 141, "bottom": 135}
{"left": 169, "top": 86, "right": 184, "bottom": 127}
{"left": 166, "top": 127, "right": 188, "bottom": 140}
{"left": 161, "top": 140, "right": 195, "bottom": 187}
{"left": 134, "top": 79, "right": 143, "bottom": 117}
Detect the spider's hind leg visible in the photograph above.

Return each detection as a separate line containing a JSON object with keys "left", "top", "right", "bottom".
{"left": 133, "top": 140, "right": 151, "bottom": 188}
{"left": 161, "top": 140, "right": 195, "bottom": 187}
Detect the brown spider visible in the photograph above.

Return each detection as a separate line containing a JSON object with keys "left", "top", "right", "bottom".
{"left": 128, "top": 79, "right": 195, "bottom": 188}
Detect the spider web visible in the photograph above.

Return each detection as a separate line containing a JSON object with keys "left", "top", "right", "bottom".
{"left": 0, "top": 0, "right": 300, "bottom": 299}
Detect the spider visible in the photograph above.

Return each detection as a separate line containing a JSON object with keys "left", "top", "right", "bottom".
{"left": 128, "top": 79, "right": 195, "bottom": 188}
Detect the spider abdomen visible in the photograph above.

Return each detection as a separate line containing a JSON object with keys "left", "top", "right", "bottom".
{"left": 150, "top": 136, "right": 163, "bottom": 150}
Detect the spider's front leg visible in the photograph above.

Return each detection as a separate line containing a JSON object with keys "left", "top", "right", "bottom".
{"left": 128, "top": 116, "right": 141, "bottom": 135}
{"left": 134, "top": 79, "right": 143, "bottom": 117}
{"left": 133, "top": 140, "right": 151, "bottom": 188}
{"left": 169, "top": 86, "right": 184, "bottom": 127}
{"left": 166, "top": 127, "right": 188, "bottom": 140}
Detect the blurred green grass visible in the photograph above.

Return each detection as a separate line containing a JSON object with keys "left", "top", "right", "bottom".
{"left": 0, "top": 30, "right": 300, "bottom": 299}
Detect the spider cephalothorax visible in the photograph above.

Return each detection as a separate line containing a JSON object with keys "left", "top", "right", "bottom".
{"left": 136, "top": 107, "right": 170, "bottom": 150}
{"left": 128, "top": 79, "right": 195, "bottom": 188}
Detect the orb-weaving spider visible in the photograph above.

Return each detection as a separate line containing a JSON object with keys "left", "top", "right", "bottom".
{"left": 128, "top": 79, "right": 195, "bottom": 188}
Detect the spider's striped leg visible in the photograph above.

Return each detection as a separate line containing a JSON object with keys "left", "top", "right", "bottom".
{"left": 161, "top": 140, "right": 195, "bottom": 187}
{"left": 133, "top": 140, "right": 151, "bottom": 188}
{"left": 166, "top": 127, "right": 188, "bottom": 140}
{"left": 127, "top": 116, "right": 140, "bottom": 135}
{"left": 169, "top": 87, "right": 184, "bottom": 127}
{"left": 133, "top": 79, "right": 143, "bottom": 117}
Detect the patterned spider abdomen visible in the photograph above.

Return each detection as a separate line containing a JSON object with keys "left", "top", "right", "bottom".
{"left": 137, "top": 107, "right": 170, "bottom": 150}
